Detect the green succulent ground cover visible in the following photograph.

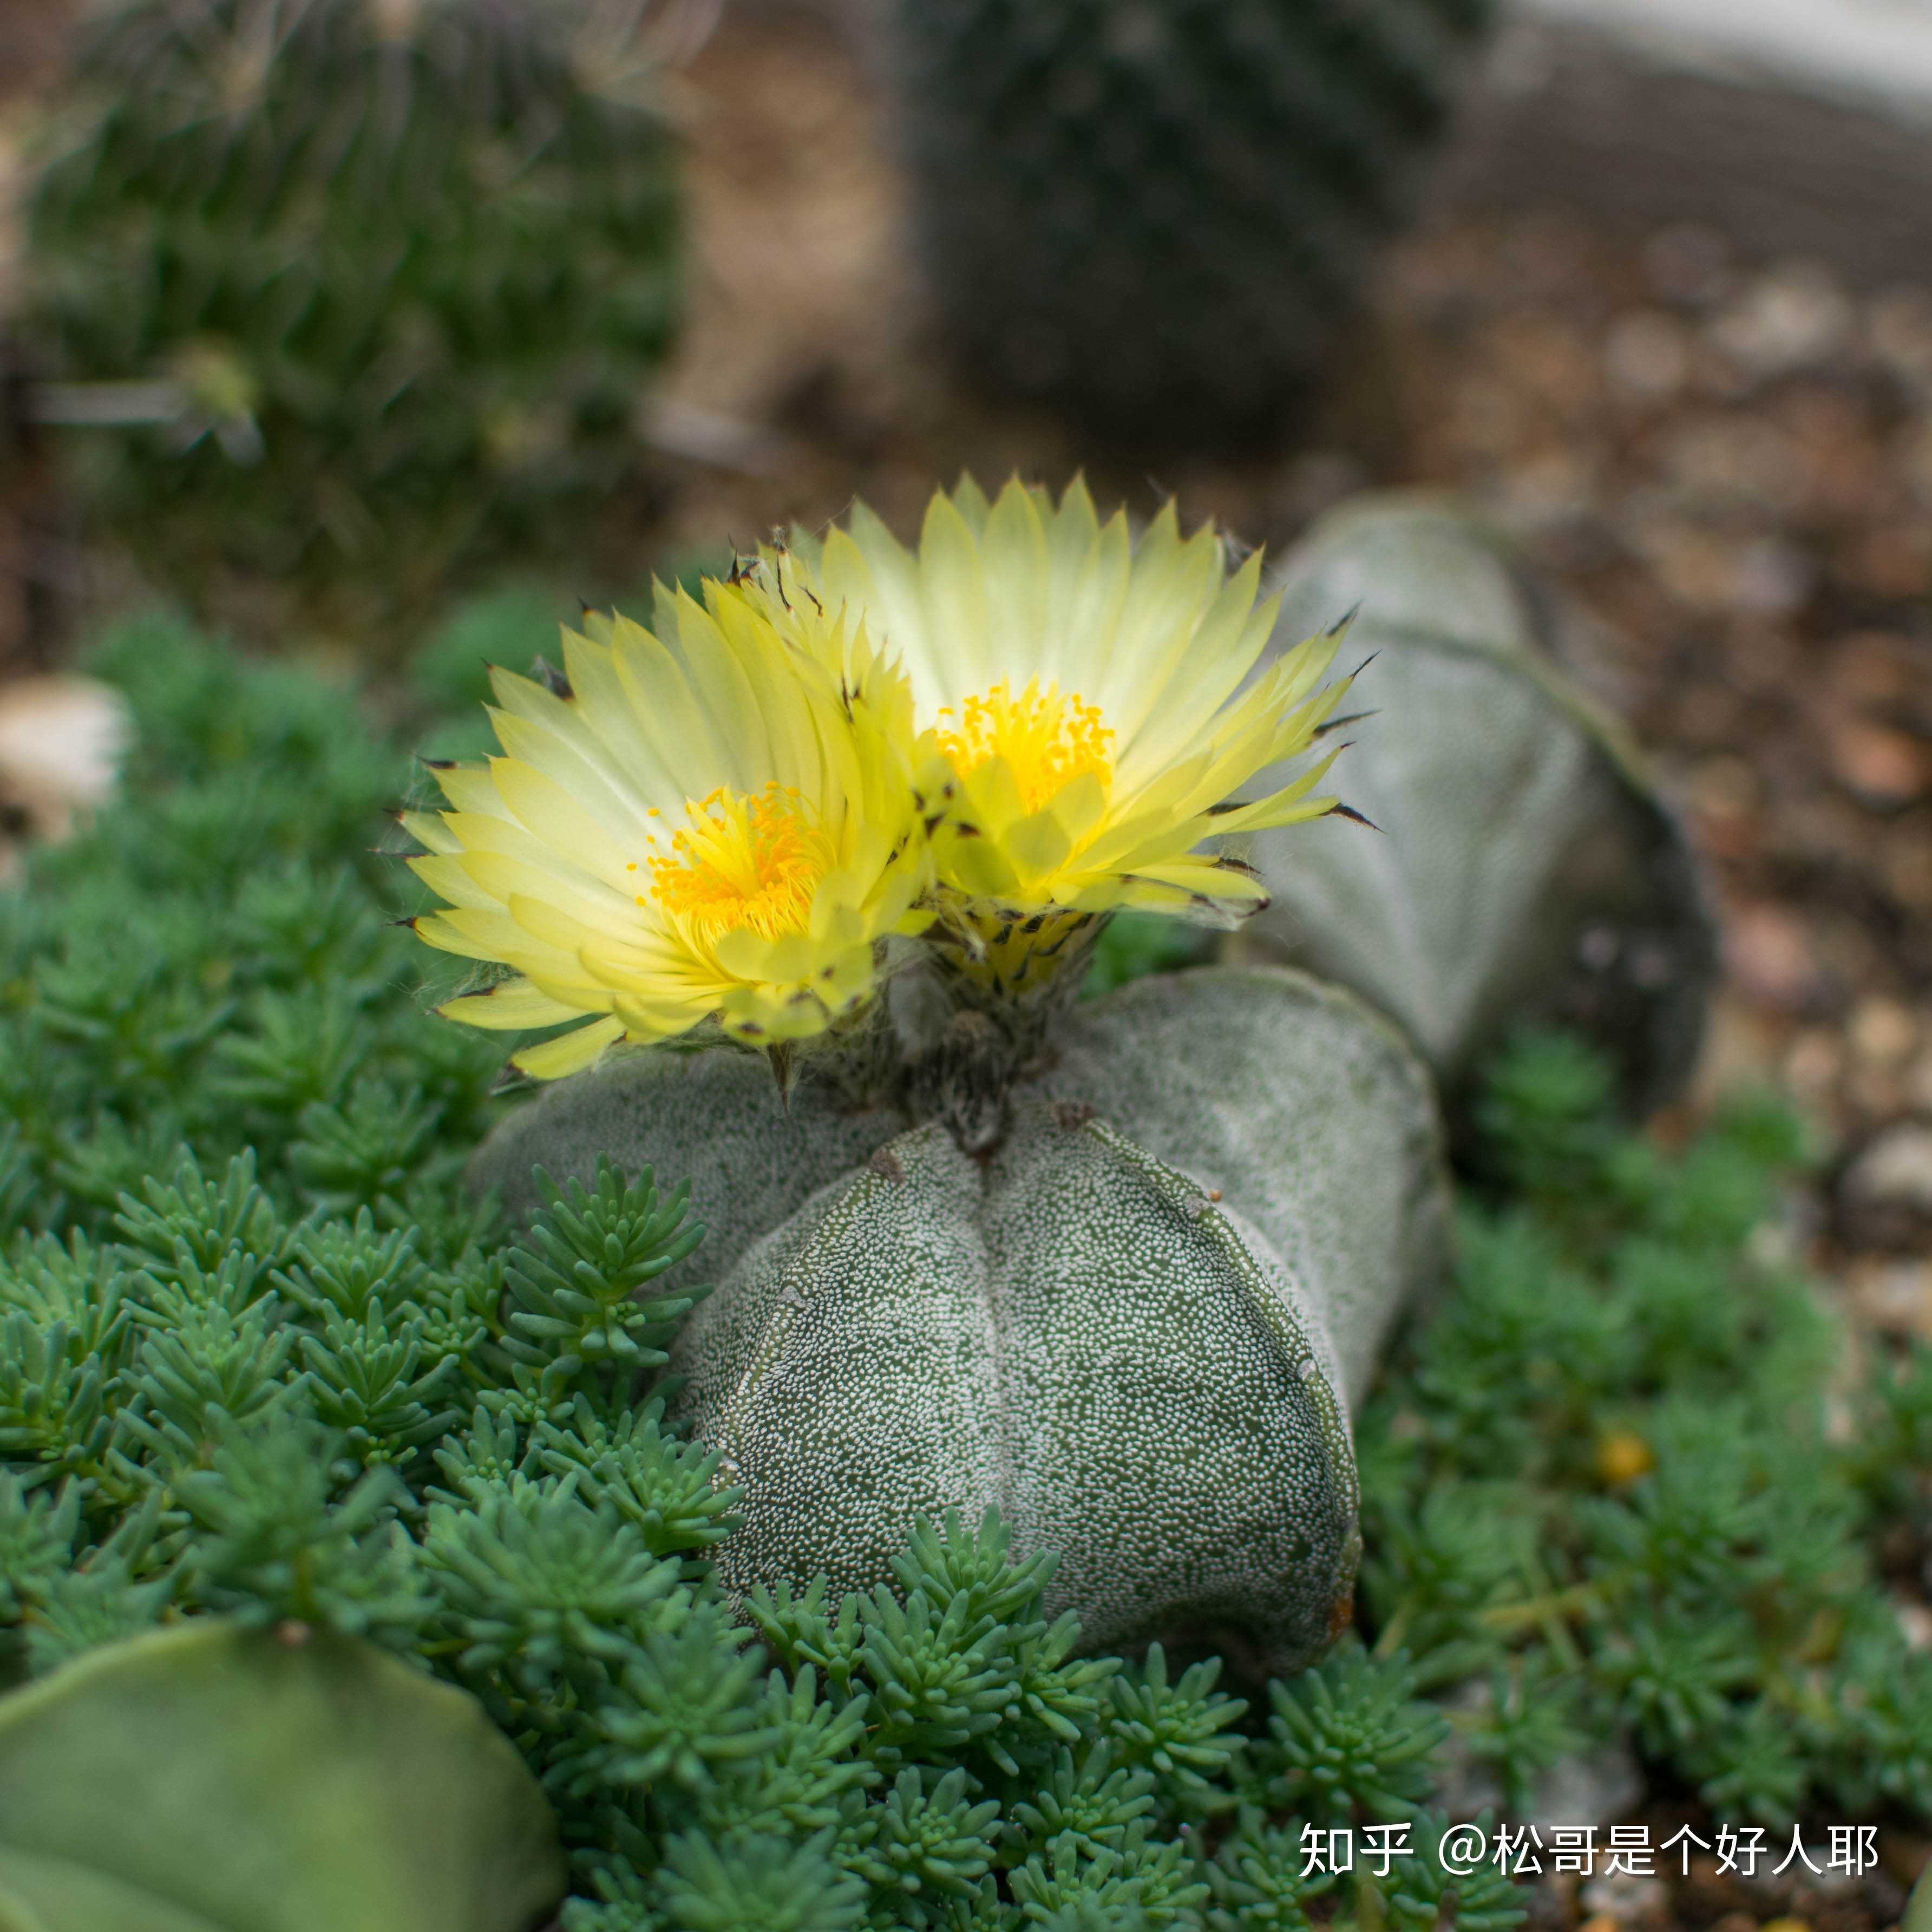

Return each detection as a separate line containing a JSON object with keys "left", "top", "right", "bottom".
{"left": 2, "top": 607, "right": 1930, "bottom": 1929}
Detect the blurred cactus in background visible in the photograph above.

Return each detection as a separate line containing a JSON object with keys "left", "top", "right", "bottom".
{"left": 19, "top": 0, "right": 682, "bottom": 637}
{"left": 888, "top": 0, "right": 1496, "bottom": 445}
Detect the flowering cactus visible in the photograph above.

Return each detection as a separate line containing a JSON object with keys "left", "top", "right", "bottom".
{"left": 431, "top": 479, "right": 1450, "bottom": 1671}
{"left": 470, "top": 965, "right": 1448, "bottom": 1671}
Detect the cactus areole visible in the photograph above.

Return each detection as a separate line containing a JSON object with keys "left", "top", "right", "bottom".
{"left": 472, "top": 966, "right": 1451, "bottom": 1675}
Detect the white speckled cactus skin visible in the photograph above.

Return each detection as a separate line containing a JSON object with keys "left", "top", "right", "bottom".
{"left": 680, "top": 1101, "right": 1359, "bottom": 1665}
{"left": 469, "top": 967, "right": 1450, "bottom": 1671}
{"left": 1242, "top": 493, "right": 1717, "bottom": 1117}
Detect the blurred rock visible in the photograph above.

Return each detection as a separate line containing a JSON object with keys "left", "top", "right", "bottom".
{"left": 1784, "top": 1029, "right": 1844, "bottom": 1102}
{"left": 1848, "top": 1256, "right": 1932, "bottom": 1339}
{"left": 1897, "top": 1599, "right": 1932, "bottom": 1651}
{"left": 1840, "top": 1121, "right": 1932, "bottom": 1248}
{"left": 1885, "top": 822, "right": 1932, "bottom": 913}
{"left": 1708, "top": 264, "right": 1856, "bottom": 384}
{"left": 1868, "top": 287, "right": 1932, "bottom": 393}
{"left": 1687, "top": 994, "right": 1782, "bottom": 1117}
{"left": 0, "top": 674, "right": 129, "bottom": 883}
{"left": 1660, "top": 412, "right": 1804, "bottom": 515}
{"left": 1687, "top": 755, "right": 1760, "bottom": 861}
{"left": 1580, "top": 1869, "right": 1671, "bottom": 1928}
{"left": 1727, "top": 901, "right": 1825, "bottom": 1013}
{"left": 1604, "top": 310, "right": 1692, "bottom": 404}
{"left": 1834, "top": 630, "right": 1924, "bottom": 703}
{"left": 1828, "top": 715, "right": 1930, "bottom": 807}
{"left": 1849, "top": 997, "right": 1921, "bottom": 1069}
{"left": 1841, "top": 522, "right": 1932, "bottom": 597}
{"left": 1731, "top": 533, "right": 1815, "bottom": 617}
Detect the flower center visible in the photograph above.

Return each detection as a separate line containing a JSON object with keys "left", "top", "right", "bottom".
{"left": 934, "top": 678, "right": 1114, "bottom": 814}
{"left": 642, "top": 784, "right": 834, "bottom": 944}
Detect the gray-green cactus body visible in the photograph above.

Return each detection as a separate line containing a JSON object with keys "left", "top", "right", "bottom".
{"left": 679, "top": 1101, "right": 1358, "bottom": 1665}
{"left": 1245, "top": 493, "right": 1717, "bottom": 1116}
{"left": 470, "top": 966, "right": 1450, "bottom": 1669}
{"left": 1037, "top": 968, "right": 1448, "bottom": 1406}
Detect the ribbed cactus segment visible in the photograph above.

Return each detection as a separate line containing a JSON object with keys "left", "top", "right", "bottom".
{"left": 470, "top": 966, "right": 1451, "bottom": 1668}
{"left": 675, "top": 1101, "right": 1359, "bottom": 1666}
{"left": 469, "top": 1045, "right": 900, "bottom": 1292}
{"left": 888, "top": 0, "right": 1494, "bottom": 441}
{"left": 24, "top": 0, "right": 678, "bottom": 618}
{"left": 1039, "top": 966, "right": 1449, "bottom": 1409}
{"left": 1242, "top": 494, "right": 1717, "bottom": 1118}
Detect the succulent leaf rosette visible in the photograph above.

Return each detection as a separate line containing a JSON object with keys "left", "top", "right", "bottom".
{"left": 421, "top": 479, "right": 1452, "bottom": 1675}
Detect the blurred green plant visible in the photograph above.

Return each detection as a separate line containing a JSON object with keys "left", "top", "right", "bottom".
{"left": 22, "top": 0, "right": 680, "bottom": 637}
{"left": 0, "top": 1619, "right": 565, "bottom": 1932}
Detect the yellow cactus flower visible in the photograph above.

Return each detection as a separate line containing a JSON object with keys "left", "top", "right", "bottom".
{"left": 403, "top": 582, "right": 931, "bottom": 1078}
{"left": 747, "top": 476, "right": 1353, "bottom": 996}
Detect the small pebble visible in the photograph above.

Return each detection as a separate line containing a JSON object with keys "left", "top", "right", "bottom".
{"left": 1604, "top": 310, "right": 1691, "bottom": 401}
{"left": 1897, "top": 1601, "right": 1932, "bottom": 1652}
{"left": 1849, "top": 998, "right": 1920, "bottom": 1067}
{"left": 1868, "top": 286, "right": 1932, "bottom": 390}
{"left": 1828, "top": 716, "right": 1929, "bottom": 807}
{"left": 1727, "top": 902, "right": 1822, "bottom": 1012}
{"left": 1708, "top": 263, "right": 1855, "bottom": 381}
{"left": 1850, "top": 1258, "right": 1932, "bottom": 1338}
{"left": 1732, "top": 534, "right": 1815, "bottom": 617}
{"left": 1580, "top": 1871, "right": 1669, "bottom": 1924}
{"left": 1844, "top": 1123, "right": 1932, "bottom": 1216}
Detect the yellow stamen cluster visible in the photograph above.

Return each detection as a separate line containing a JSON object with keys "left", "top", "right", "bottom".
{"left": 641, "top": 784, "right": 834, "bottom": 945}
{"left": 934, "top": 680, "right": 1114, "bottom": 816}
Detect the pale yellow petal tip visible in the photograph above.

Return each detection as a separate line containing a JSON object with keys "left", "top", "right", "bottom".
{"left": 509, "top": 1015, "right": 627, "bottom": 1080}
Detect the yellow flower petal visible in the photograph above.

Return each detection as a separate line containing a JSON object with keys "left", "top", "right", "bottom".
{"left": 512, "top": 1016, "right": 626, "bottom": 1079}
{"left": 404, "top": 584, "right": 932, "bottom": 1076}
{"left": 437, "top": 978, "right": 587, "bottom": 1031}
{"left": 739, "top": 476, "right": 1352, "bottom": 1000}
